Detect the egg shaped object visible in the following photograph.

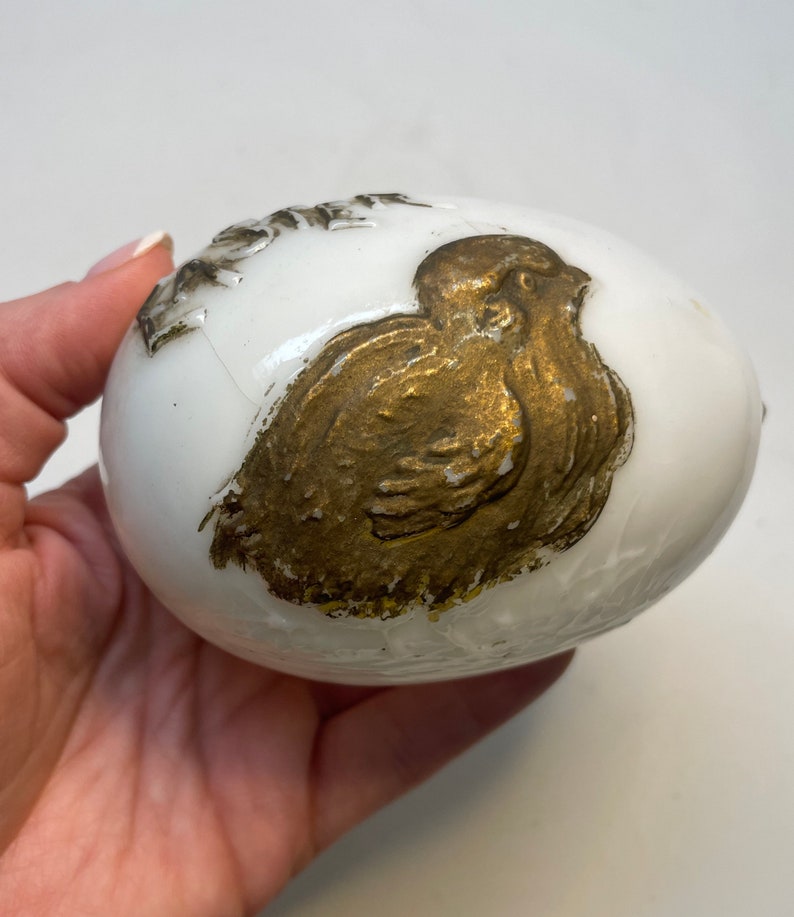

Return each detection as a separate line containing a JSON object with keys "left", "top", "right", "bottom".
{"left": 99, "top": 194, "right": 761, "bottom": 684}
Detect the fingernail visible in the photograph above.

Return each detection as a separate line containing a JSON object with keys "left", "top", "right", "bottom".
{"left": 86, "top": 230, "right": 174, "bottom": 277}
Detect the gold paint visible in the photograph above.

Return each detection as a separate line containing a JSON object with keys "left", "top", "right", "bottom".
{"left": 691, "top": 298, "right": 711, "bottom": 318}
{"left": 207, "top": 234, "right": 634, "bottom": 618}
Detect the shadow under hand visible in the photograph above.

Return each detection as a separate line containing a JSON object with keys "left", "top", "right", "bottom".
{"left": 267, "top": 687, "right": 564, "bottom": 916}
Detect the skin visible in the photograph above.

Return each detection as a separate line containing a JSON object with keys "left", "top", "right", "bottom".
{"left": 0, "top": 240, "right": 572, "bottom": 916}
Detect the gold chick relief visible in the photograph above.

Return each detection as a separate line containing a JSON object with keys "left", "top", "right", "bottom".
{"left": 102, "top": 194, "right": 760, "bottom": 680}
{"left": 206, "top": 231, "right": 634, "bottom": 618}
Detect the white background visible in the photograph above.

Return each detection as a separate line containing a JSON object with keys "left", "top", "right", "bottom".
{"left": 2, "top": 2, "right": 792, "bottom": 914}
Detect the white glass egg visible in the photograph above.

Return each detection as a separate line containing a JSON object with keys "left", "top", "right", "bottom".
{"left": 100, "top": 194, "right": 761, "bottom": 684}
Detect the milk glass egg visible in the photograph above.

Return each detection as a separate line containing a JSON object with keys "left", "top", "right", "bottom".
{"left": 99, "top": 194, "right": 761, "bottom": 684}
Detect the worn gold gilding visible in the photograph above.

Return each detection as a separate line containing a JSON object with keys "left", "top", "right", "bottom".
{"left": 207, "top": 234, "right": 634, "bottom": 618}
{"left": 137, "top": 194, "right": 432, "bottom": 354}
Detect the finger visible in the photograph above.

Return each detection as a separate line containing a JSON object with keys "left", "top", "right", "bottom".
{"left": 84, "top": 231, "right": 172, "bottom": 278}
{"left": 310, "top": 650, "right": 574, "bottom": 852}
{"left": 1, "top": 232, "right": 173, "bottom": 418}
{"left": 0, "top": 236, "right": 173, "bottom": 485}
{"left": 309, "top": 682, "right": 387, "bottom": 719}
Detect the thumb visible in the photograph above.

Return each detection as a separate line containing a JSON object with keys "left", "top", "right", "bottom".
{"left": 0, "top": 233, "right": 174, "bottom": 485}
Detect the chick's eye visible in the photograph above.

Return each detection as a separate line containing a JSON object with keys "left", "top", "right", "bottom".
{"left": 516, "top": 270, "right": 536, "bottom": 291}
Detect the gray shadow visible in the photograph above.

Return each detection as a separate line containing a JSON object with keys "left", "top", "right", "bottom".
{"left": 264, "top": 701, "right": 554, "bottom": 916}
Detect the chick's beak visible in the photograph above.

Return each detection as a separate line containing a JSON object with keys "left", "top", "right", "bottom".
{"left": 565, "top": 265, "right": 590, "bottom": 292}
{"left": 562, "top": 265, "right": 590, "bottom": 313}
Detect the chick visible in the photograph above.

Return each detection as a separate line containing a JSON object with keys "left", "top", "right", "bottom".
{"left": 209, "top": 234, "right": 633, "bottom": 617}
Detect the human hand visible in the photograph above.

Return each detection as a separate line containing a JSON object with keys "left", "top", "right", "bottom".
{"left": 0, "top": 236, "right": 572, "bottom": 915}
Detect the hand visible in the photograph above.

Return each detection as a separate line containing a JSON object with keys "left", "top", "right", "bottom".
{"left": 0, "top": 235, "right": 572, "bottom": 915}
